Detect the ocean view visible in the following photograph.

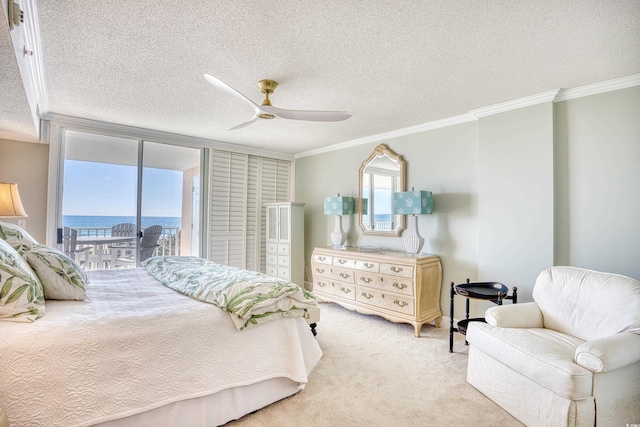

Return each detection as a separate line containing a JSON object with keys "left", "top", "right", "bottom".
{"left": 63, "top": 215, "right": 181, "bottom": 236}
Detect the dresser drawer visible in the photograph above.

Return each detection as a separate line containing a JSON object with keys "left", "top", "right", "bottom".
{"left": 266, "top": 243, "right": 278, "bottom": 254}
{"left": 278, "top": 256, "right": 290, "bottom": 267}
{"left": 312, "top": 253, "right": 333, "bottom": 265}
{"left": 354, "top": 260, "right": 380, "bottom": 273}
{"left": 266, "top": 254, "right": 278, "bottom": 265}
{"left": 312, "top": 263, "right": 330, "bottom": 278}
{"left": 266, "top": 266, "right": 278, "bottom": 276}
{"left": 356, "top": 273, "right": 414, "bottom": 296}
{"left": 278, "top": 244, "right": 290, "bottom": 255}
{"left": 356, "top": 272, "right": 383, "bottom": 288}
{"left": 380, "top": 263, "right": 414, "bottom": 278}
{"left": 356, "top": 288, "right": 414, "bottom": 316}
{"left": 277, "top": 267, "right": 290, "bottom": 280}
{"left": 329, "top": 266, "right": 355, "bottom": 284}
{"left": 384, "top": 276, "right": 414, "bottom": 296}
{"left": 333, "top": 256, "right": 357, "bottom": 268}
{"left": 315, "top": 280, "right": 356, "bottom": 301}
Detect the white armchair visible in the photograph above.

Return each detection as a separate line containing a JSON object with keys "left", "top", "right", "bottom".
{"left": 466, "top": 266, "right": 640, "bottom": 427}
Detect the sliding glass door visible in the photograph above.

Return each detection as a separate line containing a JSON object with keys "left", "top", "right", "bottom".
{"left": 58, "top": 130, "right": 202, "bottom": 270}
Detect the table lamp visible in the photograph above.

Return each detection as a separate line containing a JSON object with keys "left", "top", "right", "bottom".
{"left": 324, "top": 193, "right": 355, "bottom": 248}
{"left": 0, "top": 182, "right": 28, "bottom": 218}
{"left": 393, "top": 188, "right": 432, "bottom": 254}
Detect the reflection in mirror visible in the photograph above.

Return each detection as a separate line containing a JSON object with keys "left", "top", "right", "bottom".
{"left": 359, "top": 144, "right": 406, "bottom": 236}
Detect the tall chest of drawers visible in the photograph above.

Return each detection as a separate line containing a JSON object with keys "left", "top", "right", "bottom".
{"left": 311, "top": 247, "right": 442, "bottom": 337}
{"left": 265, "top": 202, "right": 305, "bottom": 287}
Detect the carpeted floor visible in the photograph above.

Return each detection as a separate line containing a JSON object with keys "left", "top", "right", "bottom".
{"left": 228, "top": 302, "right": 523, "bottom": 427}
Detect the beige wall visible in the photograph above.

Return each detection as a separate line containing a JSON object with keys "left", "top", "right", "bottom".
{"left": 295, "top": 85, "right": 640, "bottom": 319}
{"left": 0, "top": 139, "right": 49, "bottom": 242}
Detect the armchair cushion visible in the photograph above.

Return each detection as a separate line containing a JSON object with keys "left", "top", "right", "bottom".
{"left": 467, "top": 322, "right": 592, "bottom": 400}
{"left": 485, "top": 302, "right": 543, "bottom": 328}
{"left": 575, "top": 332, "right": 640, "bottom": 372}
{"left": 533, "top": 266, "right": 640, "bottom": 341}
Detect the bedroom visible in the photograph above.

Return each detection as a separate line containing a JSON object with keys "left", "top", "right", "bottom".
{"left": 1, "top": 1, "right": 640, "bottom": 426}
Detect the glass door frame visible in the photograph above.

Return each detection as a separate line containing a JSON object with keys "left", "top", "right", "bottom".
{"left": 46, "top": 124, "right": 209, "bottom": 265}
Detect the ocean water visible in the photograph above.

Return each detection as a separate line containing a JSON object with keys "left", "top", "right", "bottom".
{"left": 63, "top": 215, "right": 181, "bottom": 236}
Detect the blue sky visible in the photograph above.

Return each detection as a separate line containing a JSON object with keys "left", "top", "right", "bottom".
{"left": 63, "top": 160, "right": 183, "bottom": 217}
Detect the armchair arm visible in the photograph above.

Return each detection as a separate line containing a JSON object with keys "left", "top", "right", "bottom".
{"left": 484, "top": 302, "right": 544, "bottom": 328}
{"left": 575, "top": 332, "right": 640, "bottom": 372}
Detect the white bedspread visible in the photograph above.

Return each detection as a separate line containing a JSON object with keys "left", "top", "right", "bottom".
{"left": 0, "top": 268, "right": 323, "bottom": 427}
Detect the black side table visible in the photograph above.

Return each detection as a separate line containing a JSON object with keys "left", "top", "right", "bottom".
{"left": 449, "top": 279, "right": 517, "bottom": 352}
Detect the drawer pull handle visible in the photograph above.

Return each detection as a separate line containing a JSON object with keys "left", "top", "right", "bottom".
{"left": 394, "top": 299, "right": 408, "bottom": 308}
{"left": 338, "top": 259, "right": 347, "bottom": 264}
{"left": 340, "top": 287, "right": 352, "bottom": 294}
{"left": 361, "top": 292, "right": 374, "bottom": 299}
{"left": 317, "top": 281, "right": 326, "bottom": 287}
{"left": 339, "top": 273, "right": 351, "bottom": 279}
{"left": 315, "top": 268, "right": 325, "bottom": 274}
{"left": 318, "top": 256, "right": 326, "bottom": 261}
{"left": 393, "top": 282, "right": 408, "bottom": 290}
{"left": 360, "top": 277, "right": 372, "bottom": 284}
{"left": 364, "top": 263, "right": 375, "bottom": 268}
{"left": 390, "top": 266, "right": 403, "bottom": 273}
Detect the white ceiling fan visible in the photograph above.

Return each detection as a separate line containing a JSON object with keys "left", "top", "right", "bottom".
{"left": 204, "top": 74, "right": 352, "bottom": 130}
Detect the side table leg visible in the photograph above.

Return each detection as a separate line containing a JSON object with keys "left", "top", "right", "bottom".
{"left": 449, "top": 282, "right": 455, "bottom": 352}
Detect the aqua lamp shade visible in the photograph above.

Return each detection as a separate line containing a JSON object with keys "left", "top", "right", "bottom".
{"left": 393, "top": 190, "right": 433, "bottom": 215}
{"left": 324, "top": 196, "right": 355, "bottom": 216}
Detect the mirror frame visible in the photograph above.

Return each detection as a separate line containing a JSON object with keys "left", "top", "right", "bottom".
{"left": 358, "top": 144, "right": 406, "bottom": 236}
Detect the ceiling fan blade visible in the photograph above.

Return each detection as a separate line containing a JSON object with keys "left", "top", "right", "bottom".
{"left": 262, "top": 105, "right": 352, "bottom": 122}
{"left": 229, "top": 116, "right": 259, "bottom": 130}
{"left": 204, "top": 74, "right": 261, "bottom": 114}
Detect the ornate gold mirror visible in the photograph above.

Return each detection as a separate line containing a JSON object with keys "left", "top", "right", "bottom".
{"left": 359, "top": 144, "right": 406, "bottom": 236}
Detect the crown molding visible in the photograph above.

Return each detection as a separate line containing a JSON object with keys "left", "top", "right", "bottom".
{"left": 295, "top": 113, "right": 477, "bottom": 159}
{"left": 295, "top": 74, "right": 640, "bottom": 158}
{"left": 555, "top": 73, "right": 640, "bottom": 102}
{"left": 471, "top": 89, "right": 561, "bottom": 118}
{"left": 41, "top": 113, "right": 295, "bottom": 161}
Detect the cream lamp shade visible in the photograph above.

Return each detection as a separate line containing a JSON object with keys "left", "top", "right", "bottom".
{"left": 0, "top": 182, "right": 28, "bottom": 217}
{"left": 324, "top": 194, "right": 355, "bottom": 248}
{"left": 393, "top": 189, "right": 433, "bottom": 254}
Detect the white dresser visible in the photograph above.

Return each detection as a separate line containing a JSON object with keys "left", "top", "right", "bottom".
{"left": 311, "top": 247, "right": 442, "bottom": 336}
{"left": 265, "top": 202, "right": 305, "bottom": 287}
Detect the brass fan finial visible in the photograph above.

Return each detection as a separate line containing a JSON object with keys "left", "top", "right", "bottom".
{"left": 257, "top": 79, "right": 278, "bottom": 119}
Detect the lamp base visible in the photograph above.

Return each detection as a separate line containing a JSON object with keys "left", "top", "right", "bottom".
{"left": 403, "top": 215, "right": 424, "bottom": 254}
{"left": 330, "top": 215, "right": 346, "bottom": 248}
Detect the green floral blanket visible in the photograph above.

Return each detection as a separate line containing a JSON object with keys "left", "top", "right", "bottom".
{"left": 143, "top": 256, "right": 317, "bottom": 330}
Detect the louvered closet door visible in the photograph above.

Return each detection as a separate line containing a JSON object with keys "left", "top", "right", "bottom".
{"left": 209, "top": 151, "right": 248, "bottom": 268}
{"left": 209, "top": 151, "right": 290, "bottom": 271}
{"left": 245, "top": 157, "right": 290, "bottom": 272}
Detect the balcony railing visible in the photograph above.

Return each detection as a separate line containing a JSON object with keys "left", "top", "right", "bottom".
{"left": 71, "top": 226, "right": 181, "bottom": 270}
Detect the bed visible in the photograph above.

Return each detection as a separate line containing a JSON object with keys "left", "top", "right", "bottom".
{"left": 0, "top": 234, "right": 322, "bottom": 427}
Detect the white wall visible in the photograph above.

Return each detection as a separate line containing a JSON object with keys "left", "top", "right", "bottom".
{"left": 477, "top": 102, "right": 555, "bottom": 303}
{"left": 554, "top": 86, "right": 640, "bottom": 279}
{"left": 295, "top": 122, "right": 480, "bottom": 319}
{"left": 295, "top": 85, "right": 640, "bottom": 320}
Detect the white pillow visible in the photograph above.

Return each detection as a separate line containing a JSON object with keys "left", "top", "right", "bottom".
{"left": 0, "top": 239, "right": 45, "bottom": 322}
{"left": 0, "top": 221, "right": 38, "bottom": 255}
{"left": 24, "top": 244, "right": 87, "bottom": 301}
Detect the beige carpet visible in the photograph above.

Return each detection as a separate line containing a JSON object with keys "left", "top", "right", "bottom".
{"left": 228, "top": 302, "right": 523, "bottom": 427}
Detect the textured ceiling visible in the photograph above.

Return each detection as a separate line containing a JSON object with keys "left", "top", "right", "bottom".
{"left": 4, "top": 1, "right": 640, "bottom": 154}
